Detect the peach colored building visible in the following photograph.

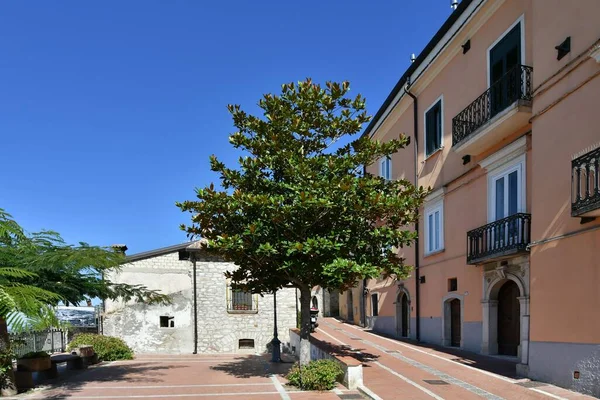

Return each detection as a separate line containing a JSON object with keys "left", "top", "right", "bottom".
{"left": 339, "top": 0, "right": 600, "bottom": 395}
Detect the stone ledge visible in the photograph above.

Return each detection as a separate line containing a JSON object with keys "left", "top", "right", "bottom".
{"left": 289, "top": 328, "right": 363, "bottom": 389}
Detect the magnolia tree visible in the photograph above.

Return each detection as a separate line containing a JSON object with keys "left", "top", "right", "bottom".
{"left": 177, "top": 79, "right": 426, "bottom": 364}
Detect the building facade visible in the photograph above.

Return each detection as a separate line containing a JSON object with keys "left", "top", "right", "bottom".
{"left": 103, "top": 243, "right": 297, "bottom": 354}
{"left": 344, "top": 0, "right": 600, "bottom": 395}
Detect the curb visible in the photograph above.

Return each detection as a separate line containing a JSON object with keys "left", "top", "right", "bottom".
{"left": 357, "top": 385, "right": 383, "bottom": 400}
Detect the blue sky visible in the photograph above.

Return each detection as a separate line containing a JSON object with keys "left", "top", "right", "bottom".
{"left": 0, "top": 1, "right": 452, "bottom": 254}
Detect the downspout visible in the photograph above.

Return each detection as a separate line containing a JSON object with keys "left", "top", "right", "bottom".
{"left": 362, "top": 165, "right": 368, "bottom": 328}
{"left": 404, "top": 84, "right": 420, "bottom": 342}
{"left": 192, "top": 255, "right": 198, "bottom": 354}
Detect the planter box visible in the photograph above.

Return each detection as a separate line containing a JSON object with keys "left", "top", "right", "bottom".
{"left": 16, "top": 356, "right": 51, "bottom": 372}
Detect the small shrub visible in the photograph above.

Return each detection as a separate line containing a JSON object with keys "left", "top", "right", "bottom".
{"left": 19, "top": 351, "right": 50, "bottom": 359}
{"left": 286, "top": 359, "right": 343, "bottom": 391}
{"left": 67, "top": 334, "right": 133, "bottom": 361}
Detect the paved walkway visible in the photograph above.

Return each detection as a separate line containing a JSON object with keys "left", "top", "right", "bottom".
{"left": 9, "top": 353, "right": 363, "bottom": 400}
{"left": 316, "top": 318, "right": 595, "bottom": 400}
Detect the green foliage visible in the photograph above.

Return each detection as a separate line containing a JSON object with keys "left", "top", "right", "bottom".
{"left": 67, "top": 334, "right": 134, "bottom": 361}
{"left": 19, "top": 351, "right": 50, "bottom": 359}
{"left": 177, "top": 79, "right": 426, "bottom": 294}
{"left": 286, "top": 359, "right": 343, "bottom": 391}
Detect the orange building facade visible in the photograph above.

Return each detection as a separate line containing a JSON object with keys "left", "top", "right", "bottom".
{"left": 339, "top": 0, "right": 600, "bottom": 395}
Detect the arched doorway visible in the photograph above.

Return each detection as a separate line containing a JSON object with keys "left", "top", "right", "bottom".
{"left": 450, "top": 299, "right": 461, "bottom": 347}
{"left": 347, "top": 291, "right": 354, "bottom": 322}
{"left": 442, "top": 294, "right": 463, "bottom": 348}
{"left": 497, "top": 280, "right": 520, "bottom": 356}
{"left": 311, "top": 296, "right": 319, "bottom": 311}
{"left": 396, "top": 292, "right": 410, "bottom": 338}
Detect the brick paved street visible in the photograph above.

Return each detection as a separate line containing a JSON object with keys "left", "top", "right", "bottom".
{"left": 7, "top": 353, "right": 362, "bottom": 400}
{"left": 316, "top": 318, "right": 597, "bottom": 400}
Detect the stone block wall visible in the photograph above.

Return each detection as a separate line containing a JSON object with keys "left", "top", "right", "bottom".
{"left": 104, "top": 250, "right": 297, "bottom": 355}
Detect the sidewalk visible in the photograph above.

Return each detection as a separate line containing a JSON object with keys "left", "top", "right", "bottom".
{"left": 316, "top": 317, "right": 595, "bottom": 400}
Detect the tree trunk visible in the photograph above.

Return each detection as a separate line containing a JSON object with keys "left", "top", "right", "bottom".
{"left": 0, "top": 317, "right": 17, "bottom": 396}
{"left": 299, "top": 287, "right": 312, "bottom": 366}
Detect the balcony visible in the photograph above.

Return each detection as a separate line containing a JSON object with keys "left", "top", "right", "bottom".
{"left": 572, "top": 146, "right": 600, "bottom": 218}
{"left": 452, "top": 65, "right": 533, "bottom": 156}
{"left": 467, "top": 213, "right": 531, "bottom": 265}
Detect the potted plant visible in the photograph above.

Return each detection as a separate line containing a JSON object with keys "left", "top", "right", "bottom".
{"left": 16, "top": 351, "right": 51, "bottom": 372}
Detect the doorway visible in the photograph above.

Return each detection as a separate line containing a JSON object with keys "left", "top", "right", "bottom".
{"left": 497, "top": 280, "right": 520, "bottom": 356}
{"left": 347, "top": 291, "right": 354, "bottom": 322}
{"left": 450, "top": 299, "right": 461, "bottom": 347}
{"left": 396, "top": 292, "right": 409, "bottom": 338}
{"left": 489, "top": 21, "right": 522, "bottom": 116}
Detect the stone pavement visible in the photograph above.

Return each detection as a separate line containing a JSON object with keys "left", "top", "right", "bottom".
{"left": 7, "top": 353, "right": 364, "bottom": 400}
{"left": 316, "top": 318, "right": 596, "bottom": 400}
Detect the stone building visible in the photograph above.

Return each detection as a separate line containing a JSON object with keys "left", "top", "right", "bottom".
{"left": 103, "top": 242, "right": 297, "bottom": 354}
{"left": 310, "top": 286, "right": 340, "bottom": 319}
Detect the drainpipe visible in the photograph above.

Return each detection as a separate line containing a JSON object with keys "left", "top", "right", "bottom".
{"left": 192, "top": 255, "right": 198, "bottom": 354}
{"left": 404, "top": 84, "right": 420, "bottom": 342}
{"left": 362, "top": 278, "right": 368, "bottom": 327}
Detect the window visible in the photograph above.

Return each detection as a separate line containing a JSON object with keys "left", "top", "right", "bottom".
{"left": 379, "top": 157, "right": 391, "bottom": 180}
{"left": 160, "top": 316, "right": 174, "bottom": 328}
{"left": 425, "top": 200, "right": 444, "bottom": 254}
{"left": 230, "top": 289, "right": 254, "bottom": 311}
{"left": 448, "top": 278, "right": 458, "bottom": 292}
{"left": 371, "top": 294, "right": 379, "bottom": 317}
{"left": 238, "top": 339, "right": 255, "bottom": 349}
{"left": 425, "top": 97, "right": 443, "bottom": 156}
{"left": 489, "top": 155, "right": 524, "bottom": 222}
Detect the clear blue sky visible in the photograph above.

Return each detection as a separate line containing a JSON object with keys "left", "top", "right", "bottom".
{"left": 0, "top": 1, "right": 452, "bottom": 254}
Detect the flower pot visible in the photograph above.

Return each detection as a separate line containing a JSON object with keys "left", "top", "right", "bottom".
{"left": 16, "top": 356, "right": 51, "bottom": 372}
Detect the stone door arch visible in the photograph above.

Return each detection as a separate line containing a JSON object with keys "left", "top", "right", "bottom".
{"left": 482, "top": 267, "right": 529, "bottom": 367}
{"left": 396, "top": 287, "right": 411, "bottom": 338}
{"left": 442, "top": 293, "right": 464, "bottom": 348}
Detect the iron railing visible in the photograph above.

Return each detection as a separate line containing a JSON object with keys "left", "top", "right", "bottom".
{"left": 453, "top": 64, "right": 533, "bottom": 147}
{"left": 227, "top": 290, "right": 258, "bottom": 313}
{"left": 467, "top": 213, "right": 531, "bottom": 264}
{"left": 9, "top": 329, "right": 66, "bottom": 358}
{"left": 572, "top": 146, "right": 600, "bottom": 216}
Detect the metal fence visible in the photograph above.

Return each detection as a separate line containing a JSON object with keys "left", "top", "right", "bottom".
{"left": 9, "top": 329, "right": 66, "bottom": 358}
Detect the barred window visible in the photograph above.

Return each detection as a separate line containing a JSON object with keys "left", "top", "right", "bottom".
{"left": 231, "top": 289, "right": 253, "bottom": 311}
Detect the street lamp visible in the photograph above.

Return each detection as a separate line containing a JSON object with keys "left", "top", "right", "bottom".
{"left": 271, "top": 289, "right": 281, "bottom": 362}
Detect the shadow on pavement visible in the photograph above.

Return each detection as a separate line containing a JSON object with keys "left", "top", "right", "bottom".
{"left": 332, "top": 317, "right": 517, "bottom": 379}
{"left": 28, "top": 361, "right": 187, "bottom": 400}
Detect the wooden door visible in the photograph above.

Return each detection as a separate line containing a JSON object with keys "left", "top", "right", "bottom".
{"left": 401, "top": 295, "right": 409, "bottom": 337}
{"left": 498, "top": 280, "right": 520, "bottom": 356}
{"left": 347, "top": 291, "right": 354, "bottom": 322}
{"left": 490, "top": 22, "right": 521, "bottom": 115}
{"left": 450, "top": 299, "right": 461, "bottom": 347}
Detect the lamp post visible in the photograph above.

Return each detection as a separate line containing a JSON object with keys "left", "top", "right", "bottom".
{"left": 271, "top": 289, "right": 281, "bottom": 362}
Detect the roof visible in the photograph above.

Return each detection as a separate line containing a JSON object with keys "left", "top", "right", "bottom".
{"left": 125, "top": 242, "right": 195, "bottom": 262}
{"left": 361, "top": 0, "right": 474, "bottom": 139}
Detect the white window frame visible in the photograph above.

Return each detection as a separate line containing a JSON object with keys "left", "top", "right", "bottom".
{"left": 486, "top": 14, "right": 526, "bottom": 88}
{"left": 487, "top": 154, "right": 526, "bottom": 222}
{"left": 423, "top": 95, "right": 444, "bottom": 158}
{"left": 424, "top": 198, "right": 444, "bottom": 255}
{"left": 379, "top": 156, "right": 392, "bottom": 180}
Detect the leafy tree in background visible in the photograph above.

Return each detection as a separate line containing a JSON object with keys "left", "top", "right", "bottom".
{"left": 0, "top": 209, "right": 170, "bottom": 394}
{"left": 177, "top": 79, "right": 426, "bottom": 365}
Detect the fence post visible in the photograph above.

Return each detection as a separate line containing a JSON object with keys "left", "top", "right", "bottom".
{"left": 61, "top": 330, "right": 65, "bottom": 352}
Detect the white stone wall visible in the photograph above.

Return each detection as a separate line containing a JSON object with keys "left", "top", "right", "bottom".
{"left": 103, "top": 252, "right": 195, "bottom": 354}
{"left": 103, "top": 250, "right": 297, "bottom": 355}
{"left": 196, "top": 257, "right": 296, "bottom": 353}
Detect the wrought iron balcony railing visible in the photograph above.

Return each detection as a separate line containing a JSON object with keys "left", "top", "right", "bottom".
{"left": 572, "top": 146, "right": 600, "bottom": 217}
{"left": 467, "top": 213, "right": 531, "bottom": 265}
{"left": 453, "top": 65, "right": 533, "bottom": 147}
